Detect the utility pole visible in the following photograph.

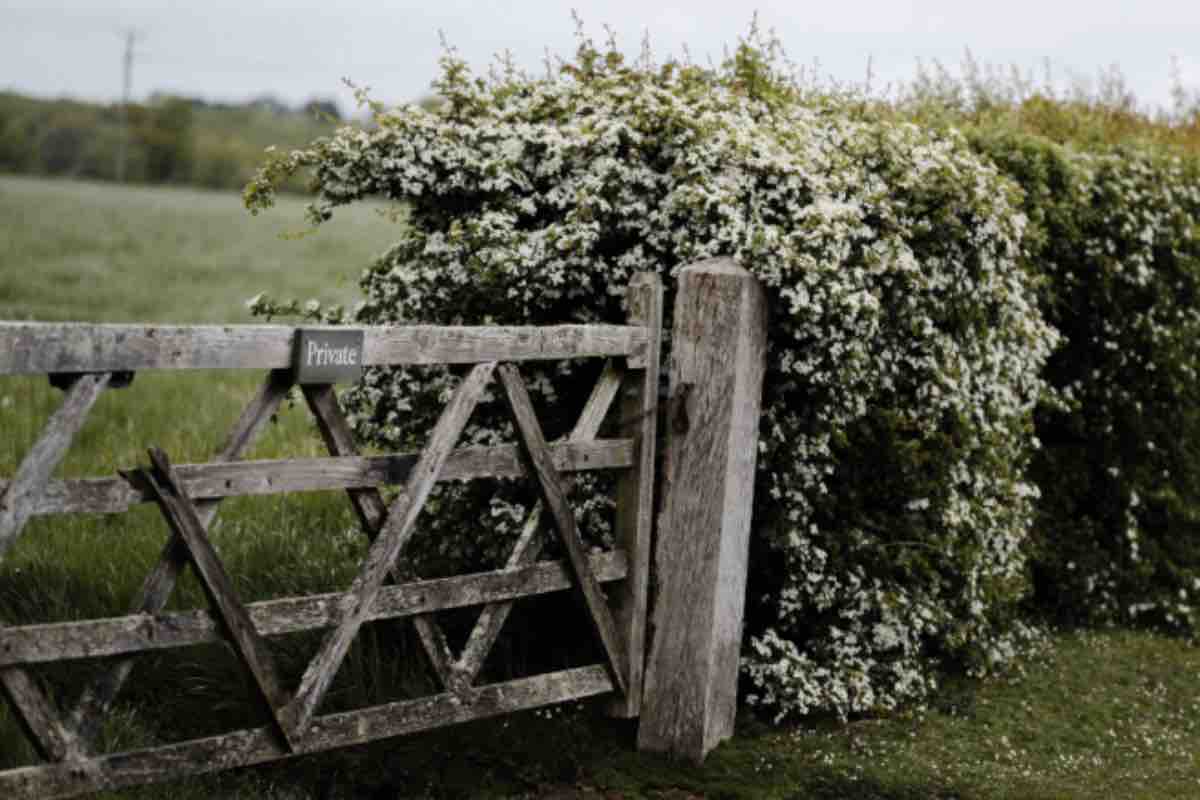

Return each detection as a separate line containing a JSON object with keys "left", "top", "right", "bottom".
{"left": 116, "top": 29, "right": 139, "bottom": 182}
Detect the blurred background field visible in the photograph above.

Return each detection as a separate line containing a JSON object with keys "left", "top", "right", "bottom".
{"left": 0, "top": 173, "right": 398, "bottom": 322}
{"left": 0, "top": 91, "right": 343, "bottom": 192}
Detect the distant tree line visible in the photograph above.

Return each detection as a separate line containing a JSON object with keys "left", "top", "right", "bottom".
{"left": 0, "top": 91, "right": 344, "bottom": 191}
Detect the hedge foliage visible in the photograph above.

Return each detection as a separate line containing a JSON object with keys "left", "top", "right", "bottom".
{"left": 246, "top": 27, "right": 1200, "bottom": 723}
{"left": 247, "top": 30, "right": 1058, "bottom": 721}
{"left": 964, "top": 130, "right": 1200, "bottom": 629}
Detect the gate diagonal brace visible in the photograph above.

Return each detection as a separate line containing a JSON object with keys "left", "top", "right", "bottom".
{"left": 279, "top": 362, "right": 496, "bottom": 738}
{"left": 453, "top": 358, "right": 627, "bottom": 687}
{"left": 497, "top": 363, "right": 628, "bottom": 697}
{"left": 300, "top": 384, "right": 459, "bottom": 692}
{"left": 140, "top": 447, "right": 300, "bottom": 750}
{"left": 67, "top": 368, "right": 293, "bottom": 743}
{"left": 0, "top": 371, "right": 113, "bottom": 762}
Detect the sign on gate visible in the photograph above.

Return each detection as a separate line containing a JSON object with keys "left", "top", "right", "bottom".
{"left": 293, "top": 329, "right": 364, "bottom": 384}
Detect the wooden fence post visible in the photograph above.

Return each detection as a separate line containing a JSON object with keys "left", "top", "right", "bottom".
{"left": 637, "top": 257, "right": 768, "bottom": 763}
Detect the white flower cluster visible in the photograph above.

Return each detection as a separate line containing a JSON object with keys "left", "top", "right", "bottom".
{"left": 245, "top": 35, "right": 1058, "bottom": 720}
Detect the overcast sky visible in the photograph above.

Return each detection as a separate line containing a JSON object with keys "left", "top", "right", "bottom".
{"left": 3, "top": 1, "right": 1199, "bottom": 114}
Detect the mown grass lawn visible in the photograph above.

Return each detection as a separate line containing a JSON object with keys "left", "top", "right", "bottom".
{"left": 1, "top": 176, "right": 1198, "bottom": 799}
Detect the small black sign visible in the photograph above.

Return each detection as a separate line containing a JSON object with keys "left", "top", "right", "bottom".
{"left": 293, "top": 329, "right": 365, "bottom": 384}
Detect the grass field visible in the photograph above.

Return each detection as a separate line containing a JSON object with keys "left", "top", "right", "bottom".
{"left": 0, "top": 173, "right": 398, "bottom": 323}
{"left": 1, "top": 176, "right": 1199, "bottom": 799}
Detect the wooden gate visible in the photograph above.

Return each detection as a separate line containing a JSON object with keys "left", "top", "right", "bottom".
{"left": 0, "top": 274, "right": 662, "bottom": 798}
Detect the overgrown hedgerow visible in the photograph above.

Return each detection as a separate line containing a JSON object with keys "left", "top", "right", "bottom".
{"left": 245, "top": 30, "right": 1057, "bottom": 720}
{"left": 962, "top": 129, "right": 1200, "bottom": 629}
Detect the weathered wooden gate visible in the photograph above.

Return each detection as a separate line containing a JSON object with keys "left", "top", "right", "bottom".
{"left": 0, "top": 274, "right": 662, "bottom": 798}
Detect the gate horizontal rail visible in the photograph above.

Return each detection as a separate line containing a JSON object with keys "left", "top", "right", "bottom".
{"left": 0, "top": 439, "right": 634, "bottom": 517}
{"left": 0, "top": 273, "right": 663, "bottom": 798}
{"left": 0, "top": 321, "right": 650, "bottom": 374}
{"left": 1, "top": 665, "right": 614, "bottom": 799}
{"left": 0, "top": 550, "right": 629, "bottom": 667}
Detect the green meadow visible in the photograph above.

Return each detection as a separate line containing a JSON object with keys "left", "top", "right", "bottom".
{"left": 0, "top": 176, "right": 1198, "bottom": 798}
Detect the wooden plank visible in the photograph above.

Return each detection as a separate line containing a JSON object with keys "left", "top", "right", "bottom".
{"left": 0, "top": 551, "right": 628, "bottom": 667}
{"left": 455, "top": 503, "right": 544, "bottom": 683}
{"left": 280, "top": 363, "right": 495, "bottom": 737}
{"left": 142, "top": 449, "right": 297, "bottom": 748}
{"left": 0, "top": 372, "right": 109, "bottom": 762}
{"left": 607, "top": 271, "right": 662, "bottom": 718}
{"left": 0, "top": 665, "right": 614, "bottom": 800}
{"left": 2, "top": 440, "right": 634, "bottom": 517}
{"left": 299, "top": 385, "right": 388, "bottom": 532}
{"left": 301, "top": 384, "right": 457, "bottom": 692}
{"left": 0, "top": 665, "right": 87, "bottom": 762}
{"left": 567, "top": 360, "right": 625, "bottom": 442}
{"left": 0, "top": 323, "right": 647, "bottom": 375}
{"left": 0, "top": 372, "right": 110, "bottom": 561}
{"left": 637, "top": 259, "right": 768, "bottom": 762}
{"left": 497, "top": 364, "right": 627, "bottom": 696}
{"left": 456, "top": 358, "right": 628, "bottom": 684}
{"left": 67, "top": 370, "right": 292, "bottom": 739}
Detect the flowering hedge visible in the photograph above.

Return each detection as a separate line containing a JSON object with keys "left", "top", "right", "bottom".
{"left": 245, "top": 36, "right": 1057, "bottom": 720}
{"left": 967, "top": 129, "right": 1200, "bottom": 629}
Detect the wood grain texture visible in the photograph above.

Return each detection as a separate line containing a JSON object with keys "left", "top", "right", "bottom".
{"left": 0, "top": 665, "right": 87, "bottom": 762}
{"left": 0, "top": 323, "right": 647, "bottom": 375}
{"left": 281, "top": 363, "right": 495, "bottom": 737}
{"left": 0, "top": 372, "right": 109, "bottom": 561}
{"left": 498, "top": 364, "right": 627, "bottom": 696}
{"left": 0, "top": 665, "right": 615, "bottom": 800}
{"left": 66, "top": 370, "right": 292, "bottom": 740}
{"left": 637, "top": 259, "right": 767, "bottom": 762}
{"left": 301, "top": 384, "right": 457, "bottom": 692}
{"left": 0, "top": 551, "right": 627, "bottom": 667}
{"left": 455, "top": 355, "right": 629, "bottom": 686}
{"left": 1, "top": 440, "right": 633, "bottom": 517}
{"left": 0, "top": 372, "right": 109, "bottom": 762}
{"left": 568, "top": 359, "right": 625, "bottom": 443}
{"left": 607, "top": 271, "right": 662, "bottom": 718}
{"left": 454, "top": 503, "right": 544, "bottom": 684}
{"left": 142, "top": 449, "right": 296, "bottom": 748}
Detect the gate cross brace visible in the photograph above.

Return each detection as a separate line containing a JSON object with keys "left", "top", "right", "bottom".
{"left": 0, "top": 372, "right": 112, "bottom": 762}
{"left": 139, "top": 448, "right": 299, "bottom": 749}
{"left": 279, "top": 362, "right": 496, "bottom": 738}
{"left": 497, "top": 363, "right": 628, "bottom": 696}
{"left": 66, "top": 369, "right": 294, "bottom": 744}
{"left": 453, "top": 358, "right": 627, "bottom": 687}
{"left": 300, "top": 384, "right": 459, "bottom": 690}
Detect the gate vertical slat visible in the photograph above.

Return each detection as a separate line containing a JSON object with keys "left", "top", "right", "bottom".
{"left": 607, "top": 271, "right": 662, "bottom": 718}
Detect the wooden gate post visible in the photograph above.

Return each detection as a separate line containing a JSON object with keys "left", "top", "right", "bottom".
{"left": 637, "top": 257, "right": 768, "bottom": 763}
